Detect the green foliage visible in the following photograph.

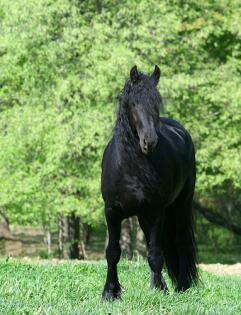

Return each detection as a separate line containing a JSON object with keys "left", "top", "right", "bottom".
{"left": 0, "top": 0, "right": 240, "bottom": 233}
{"left": 0, "top": 260, "right": 240, "bottom": 314}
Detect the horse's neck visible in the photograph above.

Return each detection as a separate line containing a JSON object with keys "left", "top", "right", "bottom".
{"left": 113, "top": 115, "right": 161, "bottom": 195}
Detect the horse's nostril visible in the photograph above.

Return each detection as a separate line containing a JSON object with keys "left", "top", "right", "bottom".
{"left": 142, "top": 136, "right": 158, "bottom": 154}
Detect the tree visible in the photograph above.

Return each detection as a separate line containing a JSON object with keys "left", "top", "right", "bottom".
{"left": 0, "top": 0, "right": 240, "bottom": 257}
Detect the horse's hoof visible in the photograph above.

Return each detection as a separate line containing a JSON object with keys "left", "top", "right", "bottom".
{"left": 175, "top": 285, "right": 190, "bottom": 293}
{"left": 150, "top": 272, "right": 169, "bottom": 293}
{"left": 102, "top": 286, "right": 122, "bottom": 301}
{"left": 163, "top": 286, "right": 169, "bottom": 294}
{"left": 102, "top": 289, "right": 122, "bottom": 301}
{"left": 150, "top": 284, "right": 169, "bottom": 294}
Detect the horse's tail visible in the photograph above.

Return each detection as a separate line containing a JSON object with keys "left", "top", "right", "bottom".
{"left": 162, "top": 209, "right": 179, "bottom": 285}
{"left": 163, "top": 203, "right": 198, "bottom": 288}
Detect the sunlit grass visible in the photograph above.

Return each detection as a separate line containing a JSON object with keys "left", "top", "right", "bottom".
{"left": 0, "top": 259, "right": 240, "bottom": 315}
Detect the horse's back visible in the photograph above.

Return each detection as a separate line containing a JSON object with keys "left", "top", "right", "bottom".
{"left": 158, "top": 117, "right": 195, "bottom": 162}
{"left": 147, "top": 116, "right": 195, "bottom": 202}
{"left": 159, "top": 117, "right": 193, "bottom": 144}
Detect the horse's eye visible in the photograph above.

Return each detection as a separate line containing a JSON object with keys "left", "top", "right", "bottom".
{"left": 132, "top": 103, "right": 136, "bottom": 107}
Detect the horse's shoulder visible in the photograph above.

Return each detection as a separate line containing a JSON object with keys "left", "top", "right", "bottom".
{"left": 103, "top": 137, "right": 114, "bottom": 155}
{"left": 102, "top": 138, "right": 114, "bottom": 167}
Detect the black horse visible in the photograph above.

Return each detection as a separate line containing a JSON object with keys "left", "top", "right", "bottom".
{"left": 101, "top": 65, "right": 198, "bottom": 300}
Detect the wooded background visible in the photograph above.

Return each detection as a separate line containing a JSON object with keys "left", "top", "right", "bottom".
{"left": 0, "top": 0, "right": 240, "bottom": 261}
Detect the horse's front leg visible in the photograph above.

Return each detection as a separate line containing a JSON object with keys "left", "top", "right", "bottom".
{"left": 102, "top": 207, "right": 122, "bottom": 300}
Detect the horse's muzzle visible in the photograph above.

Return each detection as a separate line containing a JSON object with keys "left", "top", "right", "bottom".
{"left": 141, "top": 135, "right": 158, "bottom": 155}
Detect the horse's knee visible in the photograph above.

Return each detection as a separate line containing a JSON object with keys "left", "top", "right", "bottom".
{"left": 106, "top": 245, "right": 121, "bottom": 265}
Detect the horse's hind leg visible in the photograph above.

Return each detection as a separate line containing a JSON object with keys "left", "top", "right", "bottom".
{"left": 102, "top": 207, "right": 122, "bottom": 300}
{"left": 138, "top": 214, "right": 168, "bottom": 292}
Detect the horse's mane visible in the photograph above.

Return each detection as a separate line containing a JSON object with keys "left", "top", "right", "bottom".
{"left": 114, "top": 80, "right": 137, "bottom": 150}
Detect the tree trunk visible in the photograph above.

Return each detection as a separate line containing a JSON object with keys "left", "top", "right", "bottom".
{"left": 0, "top": 210, "right": 14, "bottom": 240}
{"left": 58, "top": 215, "right": 66, "bottom": 258}
{"left": 121, "top": 218, "right": 133, "bottom": 259}
{"left": 80, "top": 240, "right": 87, "bottom": 259}
{"left": 58, "top": 213, "right": 87, "bottom": 260}
{"left": 46, "top": 229, "right": 51, "bottom": 256}
{"left": 42, "top": 221, "right": 52, "bottom": 258}
{"left": 120, "top": 217, "right": 147, "bottom": 259}
{"left": 134, "top": 217, "right": 147, "bottom": 258}
{"left": 68, "top": 213, "right": 80, "bottom": 259}
{"left": 84, "top": 223, "right": 92, "bottom": 245}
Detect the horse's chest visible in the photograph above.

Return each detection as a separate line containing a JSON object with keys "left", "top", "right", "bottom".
{"left": 118, "top": 174, "right": 146, "bottom": 209}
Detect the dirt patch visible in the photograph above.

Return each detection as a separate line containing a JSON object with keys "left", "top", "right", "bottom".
{"left": 199, "top": 263, "right": 241, "bottom": 276}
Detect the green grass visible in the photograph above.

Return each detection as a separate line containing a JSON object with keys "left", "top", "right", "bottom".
{"left": 198, "top": 247, "right": 241, "bottom": 264}
{"left": 0, "top": 259, "right": 240, "bottom": 315}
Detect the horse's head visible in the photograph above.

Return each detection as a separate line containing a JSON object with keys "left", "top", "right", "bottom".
{"left": 127, "top": 65, "right": 162, "bottom": 155}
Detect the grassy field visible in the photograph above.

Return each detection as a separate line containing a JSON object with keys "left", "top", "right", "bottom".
{"left": 0, "top": 259, "right": 240, "bottom": 315}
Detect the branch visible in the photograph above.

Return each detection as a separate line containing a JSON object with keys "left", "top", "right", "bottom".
{"left": 193, "top": 200, "right": 241, "bottom": 236}
{"left": 0, "top": 235, "right": 41, "bottom": 243}
{"left": 0, "top": 235, "right": 18, "bottom": 241}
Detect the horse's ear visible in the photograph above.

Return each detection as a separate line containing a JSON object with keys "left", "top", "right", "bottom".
{"left": 151, "top": 65, "right": 161, "bottom": 85}
{"left": 130, "top": 65, "right": 139, "bottom": 83}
